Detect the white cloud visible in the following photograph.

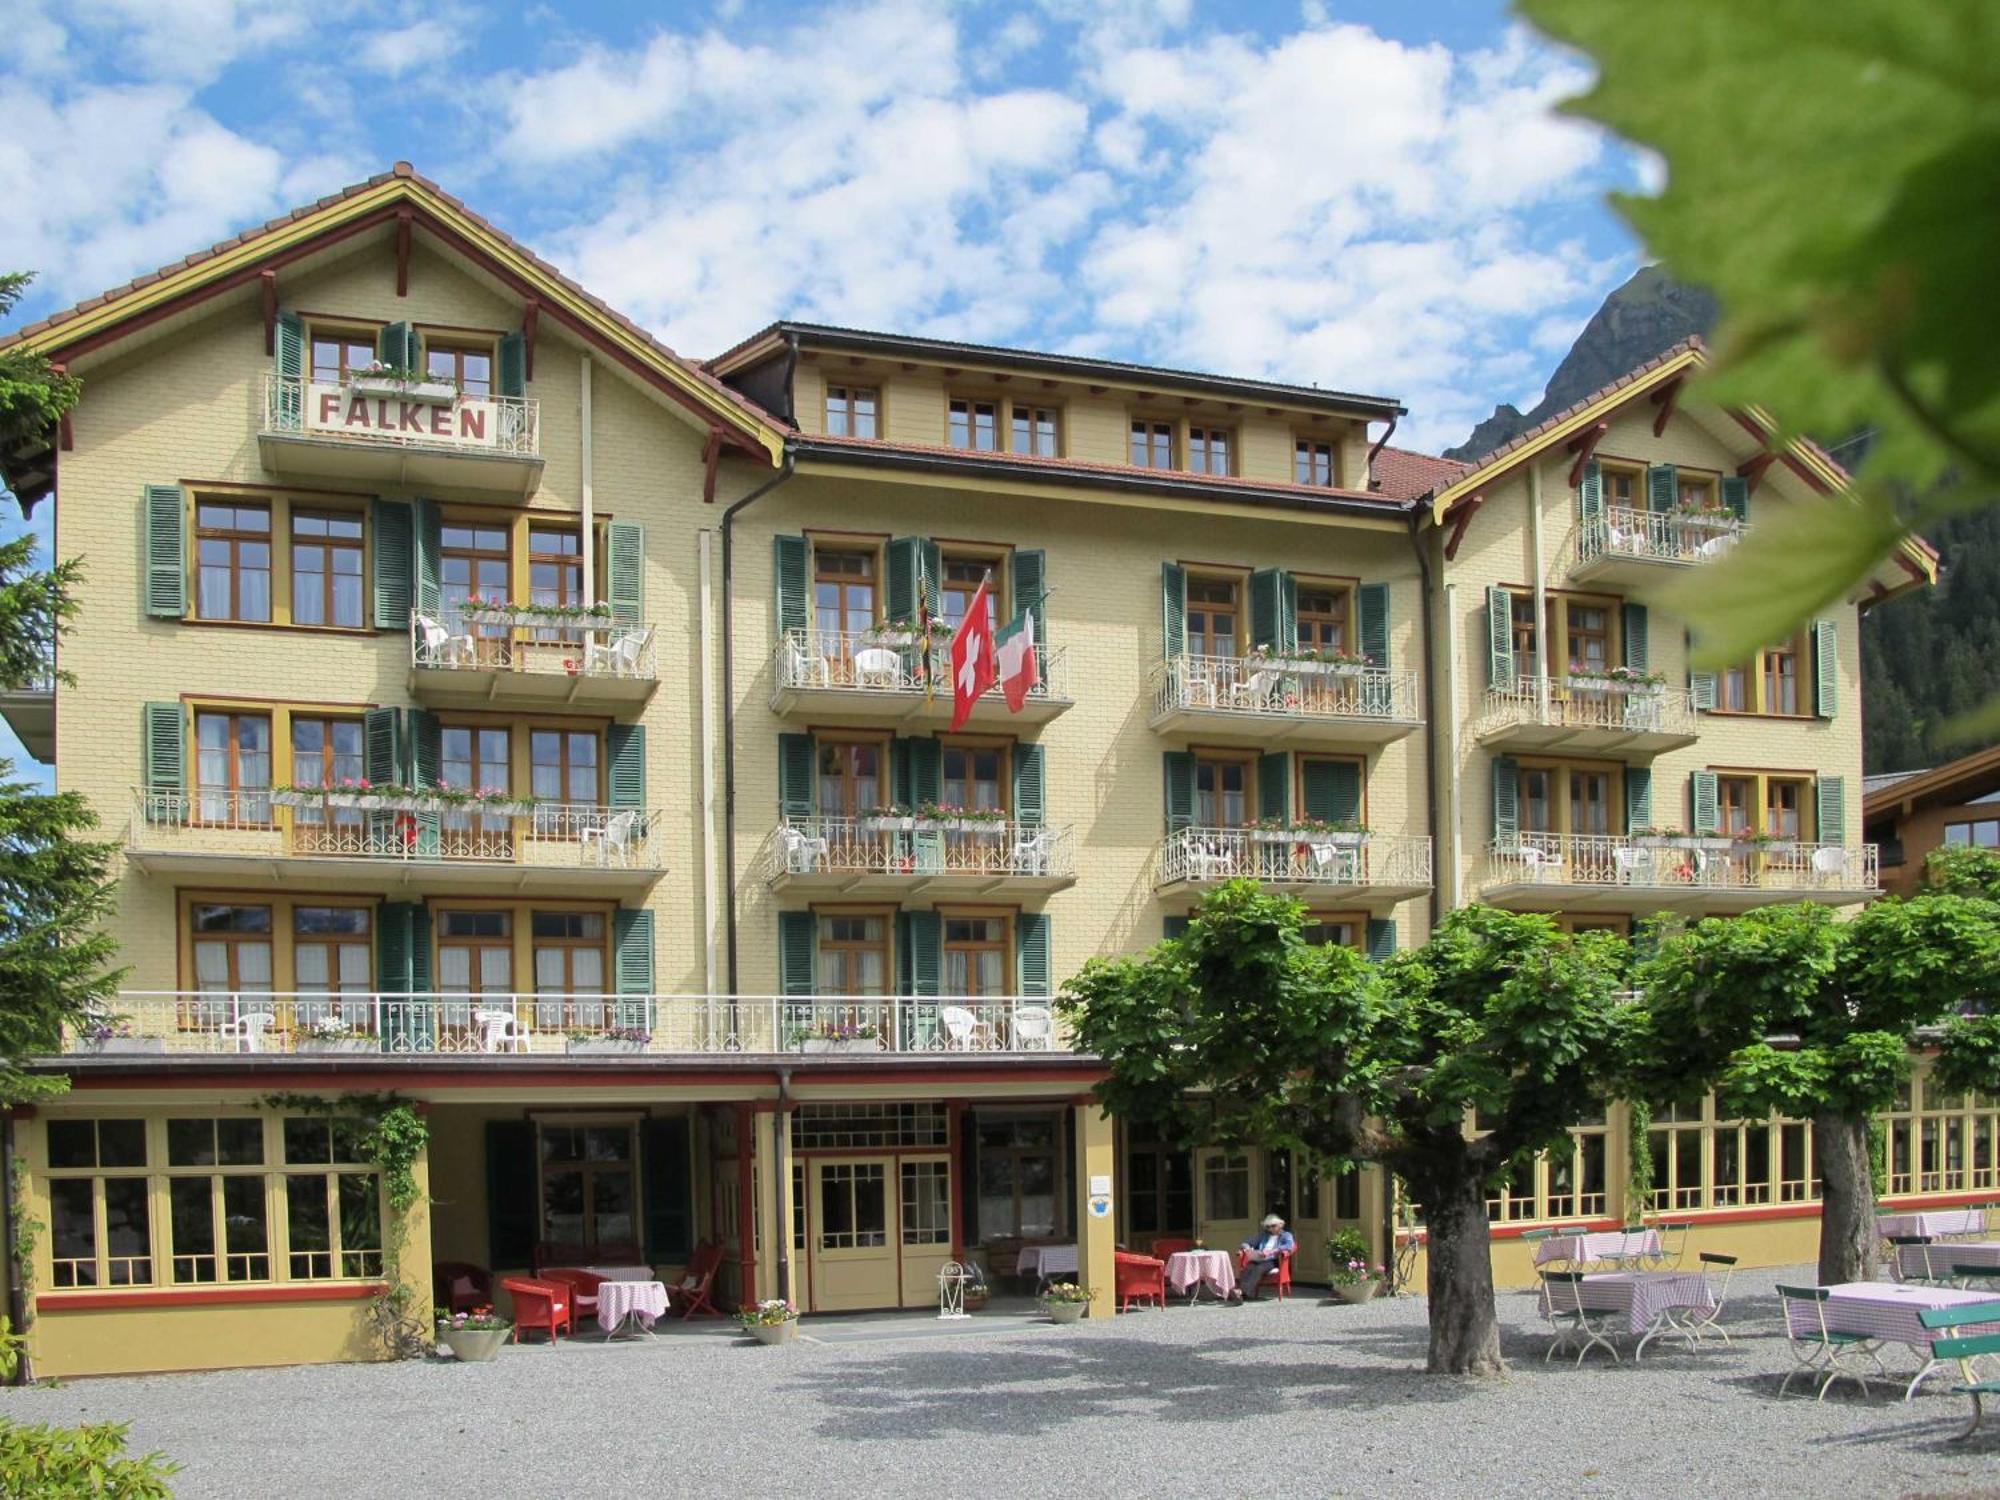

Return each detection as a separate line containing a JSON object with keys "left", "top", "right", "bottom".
{"left": 360, "top": 18, "right": 465, "bottom": 76}
{"left": 62, "top": 0, "right": 306, "bottom": 83}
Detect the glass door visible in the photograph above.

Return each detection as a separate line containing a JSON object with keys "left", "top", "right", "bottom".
{"left": 808, "top": 1158, "right": 897, "bottom": 1311}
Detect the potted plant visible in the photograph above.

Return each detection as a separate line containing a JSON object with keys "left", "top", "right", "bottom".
{"left": 349, "top": 362, "right": 459, "bottom": 404}
{"left": 858, "top": 804, "right": 915, "bottom": 833}
{"left": 75, "top": 1018, "right": 165, "bottom": 1054}
{"left": 565, "top": 1025, "right": 651, "bottom": 1055}
{"left": 297, "top": 1014, "right": 373, "bottom": 1053}
{"left": 1038, "top": 1281, "right": 1092, "bottom": 1324}
{"left": 735, "top": 1299, "right": 800, "bottom": 1345}
{"left": 1325, "top": 1229, "right": 1382, "bottom": 1304}
{"left": 436, "top": 1305, "right": 512, "bottom": 1362}
{"left": 791, "top": 1021, "right": 879, "bottom": 1055}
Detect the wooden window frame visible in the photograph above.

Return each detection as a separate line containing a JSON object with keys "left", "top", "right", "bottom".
{"left": 1184, "top": 570, "right": 1246, "bottom": 658}
{"left": 1193, "top": 748, "right": 1257, "bottom": 830}
{"left": 1516, "top": 755, "right": 1624, "bottom": 838}
{"left": 1294, "top": 578, "right": 1357, "bottom": 656}
{"left": 940, "top": 907, "right": 1014, "bottom": 998}
{"left": 1709, "top": 767, "right": 1819, "bottom": 841}
{"left": 939, "top": 549, "right": 1005, "bottom": 634}
{"left": 815, "top": 732, "right": 893, "bottom": 820}
{"left": 1711, "top": 627, "right": 1813, "bottom": 718}
{"left": 1187, "top": 425, "right": 1235, "bottom": 478}
{"left": 418, "top": 333, "right": 497, "bottom": 398}
{"left": 947, "top": 395, "right": 1001, "bottom": 453}
{"left": 1502, "top": 586, "right": 1623, "bottom": 684}
{"left": 1293, "top": 435, "right": 1338, "bottom": 488}
{"left": 939, "top": 735, "right": 1012, "bottom": 818}
{"left": 825, "top": 384, "right": 881, "bottom": 440}
{"left": 814, "top": 906, "right": 895, "bottom": 998}
{"left": 1008, "top": 402, "right": 1061, "bottom": 458}
{"left": 528, "top": 724, "right": 604, "bottom": 809}
{"left": 194, "top": 710, "right": 274, "bottom": 827}
{"left": 1129, "top": 416, "right": 1177, "bottom": 470}
{"left": 1298, "top": 909, "right": 1369, "bottom": 951}
{"left": 1600, "top": 461, "right": 1642, "bottom": 512}
{"left": 812, "top": 542, "right": 883, "bottom": 640}
{"left": 288, "top": 509, "right": 365, "bottom": 630}
{"left": 289, "top": 902, "right": 374, "bottom": 998}
{"left": 305, "top": 321, "right": 380, "bottom": 385}
{"left": 534, "top": 1118, "right": 639, "bottom": 1257}
{"left": 194, "top": 498, "right": 274, "bottom": 624}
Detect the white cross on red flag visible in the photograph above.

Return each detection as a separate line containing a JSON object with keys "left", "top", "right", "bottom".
{"left": 948, "top": 575, "right": 997, "bottom": 731}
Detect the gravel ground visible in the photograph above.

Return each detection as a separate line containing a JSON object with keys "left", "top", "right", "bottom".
{"left": 5, "top": 1266, "right": 2000, "bottom": 1499}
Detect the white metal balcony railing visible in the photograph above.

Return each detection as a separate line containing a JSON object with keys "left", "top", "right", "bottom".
{"left": 262, "top": 373, "right": 540, "bottom": 457}
{"left": 1478, "top": 677, "right": 1700, "bottom": 738}
{"left": 1157, "top": 826, "right": 1433, "bottom": 889}
{"left": 76, "top": 992, "right": 1071, "bottom": 1057}
{"left": 131, "top": 788, "right": 664, "bottom": 869}
{"left": 1483, "top": 833, "right": 1879, "bottom": 894}
{"left": 1571, "top": 505, "right": 1746, "bottom": 570}
{"left": 773, "top": 628, "right": 1069, "bottom": 704}
{"left": 760, "top": 815, "right": 1075, "bottom": 882}
{"left": 410, "top": 610, "right": 657, "bottom": 684}
{"left": 1153, "top": 654, "right": 1419, "bottom": 724}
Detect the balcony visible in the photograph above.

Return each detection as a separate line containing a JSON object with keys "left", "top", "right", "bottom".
{"left": 769, "top": 628, "right": 1072, "bottom": 728}
{"left": 1154, "top": 826, "right": 1432, "bottom": 903}
{"left": 1148, "top": 655, "right": 1420, "bottom": 750}
{"left": 758, "top": 815, "right": 1076, "bottom": 897}
{"left": 124, "top": 788, "right": 664, "bottom": 893}
{"left": 1566, "top": 506, "right": 1746, "bottom": 592}
{"left": 258, "top": 374, "right": 543, "bottom": 497}
{"left": 0, "top": 665, "right": 53, "bottom": 762}
{"left": 1476, "top": 677, "right": 1700, "bottom": 757}
{"left": 1480, "top": 833, "right": 1880, "bottom": 912}
{"left": 72, "top": 992, "right": 1075, "bottom": 1058}
{"left": 410, "top": 610, "right": 657, "bottom": 710}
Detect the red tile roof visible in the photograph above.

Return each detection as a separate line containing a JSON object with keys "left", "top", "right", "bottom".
{"left": 1371, "top": 446, "right": 1468, "bottom": 501}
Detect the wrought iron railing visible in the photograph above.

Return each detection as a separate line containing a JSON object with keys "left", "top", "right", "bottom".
{"left": 1157, "top": 826, "right": 1432, "bottom": 888}
{"left": 1477, "top": 676, "right": 1699, "bottom": 738}
{"left": 1482, "top": 833, "right": 1878, "bottom": 893}
{"left": 72, "top": 992, "right": 1072, "bottom": 1056}
{"left": 772, "top": 627, "right": 1069, "bottom": 704}
{"left": 410, "top": 610, "right": 656, "bottom": 683}
{"left": 1151, "top": 654, "right": 1419, "bottom": 725}
{"left": 1570, "top": 504, "right": 1747, "bottom": 570}
{"left": 758, "top": 815, "right": 1074, "bottom": 882}
{"left": 262, "top": 374, "right": 540, "bottom": 457}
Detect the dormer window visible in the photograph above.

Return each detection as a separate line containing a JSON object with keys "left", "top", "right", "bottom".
{"left": 949, "top": 398, "right": 999, "bottom": 451}
{"left": 1188, "top": 426, "right": 1233, "bottom": 477}
{"left": 1131, "top": 419, "right": 1175, "bottom": 469}
{"left": 1011, "top": 404, "right": 1059, "bottom": 457}
{"left": 826, "top": 385, "right": 878, "bottom": 439}
{"left": 1294, "top": 438, "right": 1336, "bottom": 487}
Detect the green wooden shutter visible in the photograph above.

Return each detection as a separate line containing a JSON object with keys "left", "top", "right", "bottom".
{"left": 613, "top": 908, "right": 654, "bottom": 1028}
{"left": 363, "top": 707, "right": 402, "bottom": 786}
{"left": 143, "top": 484, "right": 187, "bottom": 618}
{"left": 409, "top": 709, "right": 441, "bottom": 788}
{"left": 274, "top": 311, "right": 304, "bottom": 430}
{"left": 485, "top": 1119, "right": 537, "bottom": 1270}
{"left": 1690, "top": 669, "right": 1717, "bottom": 711}
{"left": 1018, "top": 912, "right": 1051, "bottom": 998}
{"left": 607, "top": 723, "right": 645, "bottom": 807}
{"left": 778, "top": 911, "right": 816, "bottom": 996}
{"left": 1259, "top": 752, "right": 1292, "bottom": 821}
{"left": 142, "top": 702, "right": 185, "bottom": 797}
{"left": 414, "top": 498, "right": 441, "bottom": 616}
{"left": 497, "top": 331, "right": 526, "bottom": 398}
{"left": 909, "top": 737, "right": 942, "bottom": 809}
{"left": 1486, "top": 585, "right": 1516, "bottom": 689}
{"left": 1163, "top": 751, "right": 1195, "bottom": 832}
{"left": 640, "top": 1116, "right": 693, "bottom": 1261}
{"left": 371, "top": 498, "right": 413, "bottom": 629}
{"left": 1013, "top": 743, "right": 1045, "bottom": 826}
{"left": 607, "top": 521, "right": 645, "bottom": 627}
{"left": 1164, "top": 915, "right": 1191, "bottom": 941}
{"left": 1162, "top": 562, "right": 1187, "bottom": 659}
{"left": 1622, "top": 604, "right": 1648, "bottom": 671}
{"left": 409, "top": 903, "right": 431, "bottom": 993}
{"left": 777, "top": 734, "right": 816, "bottom": 819}
{"left": 1817, "top": 776, "right": 1847, "bottom": 845}
{"left": 1358, "top": 582, "right": 1390, "bottom": 671}
{"left": 1578, "top": 459, "right": 1603, "bottom": 525}
{"left": 1721, "top": 474, "right": 1750, "bottom": 521}
{"left": 1813, "top": 619, "right": 1838, "bottom": 719}
{"left": 1625, "top": 766, "right": 1653, "bottom": 833}
{"left": 1366, "top": 919, "right": 1398, "bottom": 962}
{"left": 1250, "top": 569, "right": 1284, "bottom": 651}
{"left": 887, "top": 537, "right": 923, "bottom": 624}
{"left": 1646, "top": 464, "right": 1678, "bottom": 513}
{"left": 377, "top": 322, "right": 412, "bottom": 369}
{"left": 1691, "top": 771, "right": 1720, "bottom": 835}
{"left": 1280, "top": 573, "right": 1298, "bottom": 651}
{"left": 378, "top": 900, "right": 429, "bottom": 994}
{"left": 890, "top": 738, "right": 912, "bottom": 809}
{"left": 773, "top": 535, "right": 810, "bottom": 636}
{"left": 1492, "top": 756, "right": 1520, "bottom": 843}
{"left": 1012, "top": 549, "right": 1047, "bottom": 646}
{"left": 1300, "top": 758, "right": 1362, "bottom": 824}
{"left": 901, "top": 910, "right": 941, "bottom": 997}
{"left": 919, "top": 539, "right": 942, "bottom": 617}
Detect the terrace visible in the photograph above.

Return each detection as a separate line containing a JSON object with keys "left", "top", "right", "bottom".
{"left": 1481, "top": 833, "right": 1880, "bottom": 911}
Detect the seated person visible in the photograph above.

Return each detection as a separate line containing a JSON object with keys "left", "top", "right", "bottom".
{"left": 1233, "top": 1214, "right": 1295, "bottom": 1301}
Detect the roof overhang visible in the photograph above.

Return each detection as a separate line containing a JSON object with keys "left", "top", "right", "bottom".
{"left": 1863, "top": 744, "right": 2000, "bottom": 822}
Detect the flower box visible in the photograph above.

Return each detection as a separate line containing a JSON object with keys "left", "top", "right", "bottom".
{"left": 1249, "top": 829, "right": 1366, "bottom": 846}
{"left": 1283, "top": 659, "right": 1370, "bottom": 679}
{"left": 566, "top": 1038, "right": 647, "bottom": 1054}
{"left": 1631, "top": 835, "right": 1734, "bottom": 853}
{"left": 79, "top": 1037, "right": 165, "bottom": 1054}
{"left": 1565, "top": 676, "right": 1662, "bottom": 696}
{"left": 349, "top": 376, "right": 458, "bottom": 404}
{"left": 1675, "top": 511, "right": 1740, "bottom": 532}
{"left": 462, "top": 606, "right": 613, "bottom": 629}
{"left": 859, "top": 816, "right": 916, "bottom": 833}
{"left": 800, "top": 1037, "right": 879, "bottom": 1054}
{"left": 297, "top": 1037, "right": 375, "bottom": 1054}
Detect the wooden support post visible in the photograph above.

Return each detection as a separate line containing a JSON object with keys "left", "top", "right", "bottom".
{"left": 260, "top": 271, "right": 278, "bottom": 354}
{"left": 736, "top": 1101, "right": 755, "bottom": 1311}
{"left": 702, "top": 426, "right": 724, "bottom": 504}
{"left": 1738, "top": 451, "right": 1780, "bottom": 494}
{"left": 1073, "top": 1099, "right": 1117, "bottom": 1318}
{"left": 1650, "top": 376, "right": 1683, "bottom": 437}
{"left": 1565, "top": 421, "right": 1608, "bottom": 487}
{"left": 395, "top": 208, "right": 413, "bottom": 297}
{"left": 522, "top": 299, "right": 539, "bottom": 381}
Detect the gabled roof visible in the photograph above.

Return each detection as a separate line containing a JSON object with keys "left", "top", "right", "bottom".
{"left": 3, "top": 162, "right": 785, "bottom": 463}
{"left": 1864, "top": 745, "right": 2000, "bottom": 820}
{"left": 1371, "top": 446, "right": 1467, "bottom": 501}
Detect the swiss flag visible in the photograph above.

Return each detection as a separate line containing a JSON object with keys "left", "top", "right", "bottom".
{"left": 948, "top": 576, "right": 997, "bottom": 731}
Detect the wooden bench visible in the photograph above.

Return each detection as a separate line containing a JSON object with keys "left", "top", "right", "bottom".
{"left": 1918, "top": 1301, "right": 2000, "bottom": 1439}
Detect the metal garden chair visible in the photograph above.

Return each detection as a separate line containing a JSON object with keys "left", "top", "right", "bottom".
{"left": 1777, "top": 1284, "right": 1886, "bottom": 1400}
{"left": 1541, "top": 1271, "right": 1620, "bottom": 1365}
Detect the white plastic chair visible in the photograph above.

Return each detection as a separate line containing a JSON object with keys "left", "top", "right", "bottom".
{"left": 1011, "top": 826, "right": 1053, "bottom": 876}
{"left": 474, "top": 1009, "right": 529, "bottom": 1054}
{"left": 1227, "top": 668, "right": 1282, "bottom": 711}
{"left": 782, "top": 636, "right": 833, "bottom": 688}
{"left": 585, "top": 626, "right": 654, "bottom": 678}
{"left": 1520, "top": 846, "right": 1566, "bottom": 882}
{"left": 219, "top": 1011, "right": 276, "bottom": 1053}
{"left": 1011, "top": 1005, "right": 1055, "bottom": 1051}
{"left": 940, "top": 1005, "right": 995, "bottom": 1051}
{"left": 853, "top": 646, "right": 902, "bottom": 688}
{"left": 1613, "top": 846, "right": 1651, "bottom": 883}
{"left": 416, "top": 614, "right": 475, "bottom": 668}
{"left": 779, "top": 824, "right": 828, "bottom": 873}
{"left": 1810, "top": 845, "right": 1849, "bottom": 885}
{"left": 581, "top": 810, "right": 639, "bottom": 867}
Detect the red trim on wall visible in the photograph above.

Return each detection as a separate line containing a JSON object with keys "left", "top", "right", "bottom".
{"left": 38, "top": 1282, "right": 383, "bottom": 1312}
{"left": 1489, "top": 1189, "right": 2000, "bottom": 1241}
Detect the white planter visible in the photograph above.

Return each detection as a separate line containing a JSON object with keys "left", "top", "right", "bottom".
{"left": 464, "top": 607, "right": 613, "bottom": 629}
{"left": 80, "top": 1037, "right": 166, "bottom": 1054}
{"left": 1250, "top": 829, "right": 1366, "bottom": 846}
{"left": 1330, "top": 1279, "right": 1379, "bottom": 1305}
{"left": 349, "top": 377, "right": 457, "bottom": 404}
{"left": 745, "top": 1319, "right": 798, "bottom": 1345}
{"left": 1043, "top": 1300, "right": 1089, "bottom": 1325}
{"left": 439, "top": 1325, "right": 511, "bottom": 1361}
{"left": 297, "top": 1038, "right": 374, "bottom": 1054}
{"left": 1280, "top": 659, "right": 1369, "bottom": 678}
{"left": 863, "top": 631, "right": 921, "bottom": 648}
{"left": 567, "top": 1038, "right": 646, "bottom": 1054}
{"left": 859, "top": 817, "right": 915, "bottom": 833}
{"left": 800, "top": 1037, "right": 878, "bottom": 1054}
{"left": 1566, "top": 677, "right": 1661, "bottom": 696}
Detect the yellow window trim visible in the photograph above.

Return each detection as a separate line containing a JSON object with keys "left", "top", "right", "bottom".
{"left": 187, "top": 489, "right": 371, "bottom": 634}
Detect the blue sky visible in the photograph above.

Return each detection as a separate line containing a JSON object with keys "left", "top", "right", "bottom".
{"left": 0, "top": 0, "right": 1650, "bottom": 783}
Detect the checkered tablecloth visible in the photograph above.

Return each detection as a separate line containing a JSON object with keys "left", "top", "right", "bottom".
{"left": 1879, "top": 1209, "right": 1989, "bottom": 1240}
{"left": 1541, "top": 1271, "right": 1713, "bottom": 1336}
{"left": 1017, "top": 1244, "right": 1079, "bottom": 1280}
{"left": 596, "top": 1279, "right": 668, "bottom": 1333}
{"left": 1534, "top": 1228, "right": 1661, "bottom": 1266}
{"left": 1165, "top": 1249, "right": 1236, "bottom": 1298}
{"left": 1897, "top": 1240, "right": 2000, "bottom": 1280}
{"left": 1805, "top": 1282, "right": 2000, "bottom": 1350}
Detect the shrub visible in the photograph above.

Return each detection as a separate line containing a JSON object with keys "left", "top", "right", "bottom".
{"left": 0, "top": 1419, "right": 178, "bottom": 1499}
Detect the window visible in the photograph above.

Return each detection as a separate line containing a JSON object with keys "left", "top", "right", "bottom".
{"left": 976, "top": 1114, "right": 1060, "bottom": 1239}
{"left": 1481, "top": 1112, "right": 1607, "bottom": 1222}
{"left": 195, "top": 501, "right": 272, "bottom": 622}
{"left": 1764, "top": 637, "right": 1802, "bottom": 715}
{"left": 948, "top": 398, "right": 998, "bottom": 451}
{"left": 309, "top": 330, "right": 374, "bottom": 385}
{"left": 818, "top": 913, "right": 889, "bottom": 996}
{"left": 940, "top": 555, "right": 1001, "bottom": 636}
{"left": 792, "top": 1102, "right": 949, "bottom": 1151}
{"left": 1678, "top": 472, "right": 1717, "bottom": 512}
{"left": 530, "top": 728, "right": 600, "bottom": 809}
{"left": 816, "top": 738, "right": 883, "bottom": 820}
{"left": 826, "top": 385, "right": 879, "bottom": 439}
{"left": 437, "top": 910, "right": 514, "bottom": 1037}
{"left": 1947, "top": 820, "right": 2000, "bottom": 849}
{"left": 1884, "top": 1078, "right": 2000, "bottom": 1198}
{"left": 900, "top": 1161, "right": 953, "bottom": 1246}
{"left": 1715, "top": 630, "right": 1811, "bottom": 716}
{"left": 289, "top": 717, "right": 364, "bottom": 843}
{"left": 166, "top": 1118, "right": 270, "bottom": 1284}
{"left": 1123, "top": 1122, "right": 1193, "bottom": 1238}
{"left": 1299, "top": 914, "right": 1365, "bottom": 949}
{"left": 1766, "top": 778, "right": 1806, "bottom": 840}
{"left": 196, "top": 711, "right": 272, "bottom": 824}
{"left": 1717, "top": 775, "right": 1756, "bottom": 838}
{"left": 1565, "top": 602, "right": 1612, "bottom": 677}
{"left": 1186, "top": 575, "right": 1240, "bottom": 658}
{"left": 943, "top": 914, "right": 1009, "bottom": 996}
{"left": 1187, "top": 426, "right": 1233, "bottom": 476}
{"left": 1518, "top": 759, "right": 1620, "bottom": 838}
{"left": 1294, "top": 438, "right": 1336, "bottom": 487}
{"left": 1203, "top": 1152, "right": 1251, "bottom": 1220}
{"left": 538, "top": 1122, "right": 637, "bottom": 1254}
{"left": 528, "top": 527, "right": 584, "bottom": 632}
{"left": 1295, "top": 584, "right": 1353, "bottom": 656}
{"left": 1647, "top": 1095, "right": 1815, "bottom": 1212}
{"left": 440, "top": 523, "right": 511, "bottom": 633}
{"left": 46, "top": 1119, "right": 150, "bottom": 1287}
{"left": 532, "top": 911, "right": 608, "bottom": 1029}
{"left": 290, "top": 511, "right": 363, "bottom": 628}
{"left": 441, "top": 725, "right": 512, "bottom": 851}
{"left": 424, "top": 338, "right": 494, "bottom": 398}
{"left": 190, "top": 904, "right": 274, "bottom": 1019}
{"left": 940, "top": 743, "right": 1005, "bottom": 815}
{"left": 1602, "top": 463, "right": 1640, "bottom": 511}
{"left": 820, "top": 1162, "right": 889, "bottom": 1249}
{"left": 293, "top": 906, "right": 371, "bottom": 1026}
{"left": 1194, "top": 754, "right": 1251, "bottom": 829}
{"left": 813, "top": 547, "right": 877, "bottom": 658}
{"left": 1010, "top": 404, "right": 1058, "bottom": 457}
{"left": 1511, "top": 592, "right": 1541, "bottom": 681}
{"left": 1130, "top": 419, "right": 1174, "bottom": 469}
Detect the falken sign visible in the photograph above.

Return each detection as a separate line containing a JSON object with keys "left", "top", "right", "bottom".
{"left": 304, "top": 384, "right": 503, "bottom": 447}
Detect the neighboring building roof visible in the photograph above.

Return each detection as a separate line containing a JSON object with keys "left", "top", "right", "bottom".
{"left": 1864, "top": 745, "right": 2000, "bottom": 819}
{"left": 1863, "top": 769, "right": 1927, "bottom": 797}
{"left": 2, "top": 162, "right": 786, "bottom": 463}
{"left": 1371, "top": 446, "right": 1468, "bottom": 501}
{"left": 709, "top": 320, "right": 1407, "bottom": 420}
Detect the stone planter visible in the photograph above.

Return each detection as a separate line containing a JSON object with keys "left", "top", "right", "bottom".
{"left": 297, "top": 1038, "right": 374, "bottom": 1054}
{"left": 1043, "top": 1300, "right": 1089, "bottom": 1325}
{"left": 1330, "top": 1279, "right": 1379, "bottom": 1305}
{"left": 566, "top": 1038, "right": 646, "bottom": 1055}
{"left": 799, "top": 1037, "right": 878, "bottom": 1054}
{"left": 80, "top": 1037, "right": 166, "bottom": 1054}
{"left": 744, "top": 1319, "right": 798, "bottom": 1345}
{"left": 439, "top": 1325, "right": 511, "bottom": 1362}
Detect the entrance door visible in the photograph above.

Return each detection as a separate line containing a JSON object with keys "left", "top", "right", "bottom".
{"left": 896, "top": 1155, "right": 954, "bottom": 1303}
{"left": 808, "top": 1158, "right": 899, "bottom": 1311}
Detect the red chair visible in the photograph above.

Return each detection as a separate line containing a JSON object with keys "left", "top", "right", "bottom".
{"left": 667, "top": 1243, "right": 724, "bottom": 1320}
{"left": 1150, "top": 1237, "right": 1196, "bottom": 1261}
{"left": 1236, "top": 1248, "right": 1293, "bottom": 1301}
{"left": 433, "top": 1260, "right": 492, "bottom": 1315}
{"left": 1115, "top": 1252, "right": 1168, "bottom": 1312}
{"left": 502, "top": 1276, "right": 574, "bottom": 1344}
{"left": 541, "top": 1268, "right": 610, "bottom": 1328}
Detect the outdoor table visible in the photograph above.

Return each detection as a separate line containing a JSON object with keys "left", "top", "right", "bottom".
{"left": 577, "top": 1264, "right": 656, "bottom": 1282}
{"left": 1533, "top": 1228, "right": 1661, "bottom": 1268}
{"left": 1164, "top": 1249, "right": 1236, "bottom": 1303}
{"left": 1016, "top": 1244, "right": 1079, "bottom": 1283}
{"left": 597, "top": 1279, "right": 669, "bottom": 1338}
{"left": 1810, "top": 1282, "right": 2000, "bottom": 1399}
{"left": 1896, "top": 1239, "right": 2000, "bottom": 1282}
{"left": 1880, "top": 1208, "right": 1989, "bottom": 1241}
{"left": 1540, "top": 1270, "right": 1715, "bottom": 1360}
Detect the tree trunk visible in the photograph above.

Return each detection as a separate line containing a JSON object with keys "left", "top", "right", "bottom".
{"left": 1814, "top": 1111, "right": 1879, "bottom": 1286}
{"left": 1414, "top": 1161, "right": 1506, "bottom": 1376}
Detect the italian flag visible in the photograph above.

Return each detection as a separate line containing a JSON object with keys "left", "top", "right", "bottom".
{"left": 996, "top": 609, "right": 1039, "bottom": 712}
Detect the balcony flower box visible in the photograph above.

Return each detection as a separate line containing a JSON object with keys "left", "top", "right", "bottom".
{"left": 1565, "top": 674, "right": 1663, "bottom": 696}
{"left": 348, "top": 375, "right": 458, "bottom": 404}
{"left": 1283, "top": 659, "right": 1371, "bottom": 679}
{"left": 800, "top": 1037, "right": 880, "bottom": 1054}
{"left": 1249, "top": 828, "right": 1367, "bottom": 847}
{"left": 79, "top": 1037, "right": 165, "bottom": 1055}
{"left": 566, "top": 1038, "right": 647, "bottom": 1055}
{"left": 861, "top": 628, "right": 922, "bottom": 649}
{"left": 462, "top": 605, "right": 614, "bottom": 629}
{"left": 1631, "top": 834, "right": 1735, "bottom": 853}
{"left": 298, "top": 1038, "right": 375, "bottom": 1054}
{"left": 1674, "top": 510, "right": 1741, "bottom": 534}
{"left": 860, "top": 816, "right": 916, "bottom": 833}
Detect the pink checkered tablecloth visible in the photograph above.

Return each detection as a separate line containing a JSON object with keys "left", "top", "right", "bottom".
{"left": 1879, "top": 1209, "right": 1989, "bottom": 1240}
{"left": 1541, "top": 1270, "right": 1713, "bottom": 1336}
{"left": 596, "top": 1279, "right": 668, "bottom": 1334}
{"left": 1534, "top": 1229, "right": 1661, "bottom": 1266}
{"left": 1896, "top": 1240, "right": 2000, "bottom": 1280}
{"left": 1804, "top": 1282, "right": 2000, "bottom": 1350}
{"left": 1165, "top": 1250, "right": 1236, "bottom": 1299}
